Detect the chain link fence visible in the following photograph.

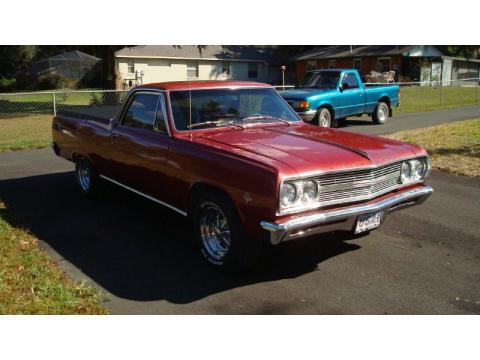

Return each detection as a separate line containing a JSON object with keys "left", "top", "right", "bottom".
{"left": 0, "top": 79, "right": 478, "bottom": 120}
{"left": 0, "top": 89, "right": 129, "bottom": 120}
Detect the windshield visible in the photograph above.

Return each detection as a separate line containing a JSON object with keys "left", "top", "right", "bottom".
{"left": 169, "top": 88, "right": 300, "bottom": 131}
{"left": 306, "top": 71, "right": 341, "bottom": 90}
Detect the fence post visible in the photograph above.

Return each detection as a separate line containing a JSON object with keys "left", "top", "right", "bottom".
{"left": 440, "top": 81, "right": 444, "bottom": 109}
{"left": 476, "top": 78, "right": 479, "bottom": 104}
{"left": 52, "top": 92, "right": 56, "bottom": 116}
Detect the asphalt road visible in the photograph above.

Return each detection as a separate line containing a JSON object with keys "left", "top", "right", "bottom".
{"left": 344, "top": 104, "right": 480, "bottom": 135}
{"left": 0, "top": 107, "right": 479, "bottom": 314}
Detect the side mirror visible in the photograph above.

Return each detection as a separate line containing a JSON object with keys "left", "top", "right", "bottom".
{"left": 339, "top": 85, "right": 344, "bottom": 92}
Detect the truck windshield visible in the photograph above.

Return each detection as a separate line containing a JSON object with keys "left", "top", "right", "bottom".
{"left": 169, "top": 88, "right": 300, "bottom": 131}
{"left": 306, "top": 71, "right": 341, "bottom": 90}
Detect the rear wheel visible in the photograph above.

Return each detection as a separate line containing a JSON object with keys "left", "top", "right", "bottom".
{"left": 75, "top": 156, "right": 100, "bottom": 197}
{"left": 372, "top": 102, "right": 389, "bottom": 124}
{"left": 192, "top": 191, "right": 262, "bottom": 272}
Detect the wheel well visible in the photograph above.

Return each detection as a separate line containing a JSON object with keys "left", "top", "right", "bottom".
{"left": 317, "top": 104, "right": 335, "bottom": 119}
{"left": 378, "top": 97, "right": 392, "bottom": 116}
{"left": 186, "top": 182, "right": 236, "bottom": 217}
{"left": 379, "top": 96, "right": 391, "bottom": 108}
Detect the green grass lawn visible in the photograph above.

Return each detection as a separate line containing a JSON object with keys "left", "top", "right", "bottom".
{"left": 396, "top": 86, "right": 479, "bottom": 114}
{"left": 0, "top": 201, "right": 107, "bottom": 314}
{"left": 386, "top": 118, "right": 480, "bottom": 178}
{"left": 0, "top": 115, "right": 52, "bottom": 151}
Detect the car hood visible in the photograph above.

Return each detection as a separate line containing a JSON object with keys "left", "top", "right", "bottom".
{"left": 281, "top": 88, "right": 337, "bottom": 100}
{"left": 198, "top": 123, "right": 423, "bottom": 177}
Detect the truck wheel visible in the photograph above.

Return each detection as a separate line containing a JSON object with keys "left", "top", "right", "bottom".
{"left": 315, "top": 108, "right": 332, "bottom": 128}
{"left": 192, "top": 191, "right": 262, "bottom": 272}
{"left": 75, "top": 156, "right": 100, "bottom": 197}
{"left": 372, "top": 102, "right": 389, "bottom": 124}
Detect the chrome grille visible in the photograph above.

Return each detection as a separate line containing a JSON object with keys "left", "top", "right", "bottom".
{"left": 314, "top": 162, "right": 402, "bottom": 206}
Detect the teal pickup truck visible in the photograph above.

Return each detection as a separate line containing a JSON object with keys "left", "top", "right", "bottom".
{"left": 281, "top": 69, "right": 400, "bottom": 128}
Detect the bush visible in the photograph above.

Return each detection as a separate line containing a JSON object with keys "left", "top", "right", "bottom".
{"left": 0, "top": 77, "right": 16, "bottom": 92}
{"left": 36, "top": 74, "right": 78, "bottom": 90}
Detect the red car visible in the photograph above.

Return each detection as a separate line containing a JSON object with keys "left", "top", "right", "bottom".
{"left": 52, "top": 80, "right": 433, "bottom": 271}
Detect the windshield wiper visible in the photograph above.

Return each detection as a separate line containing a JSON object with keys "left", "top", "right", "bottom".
{"left": 242, "top": 115, "right": 291, "bottom": 125}
{"left": 186, "top": 119, "right": 244, "bottom": 129}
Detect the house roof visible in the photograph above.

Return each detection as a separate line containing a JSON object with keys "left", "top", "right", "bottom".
{"left": 137, "top": 80, "right": 271, "bottom": 91}
{"left": 115, "top": 45, "right": 278, "bottom": 64}
{"left": 290, "top": 45, "right": 444, "bottom": 62}
{"left": 38, "top": 50, "right": 101, "bottom": 63}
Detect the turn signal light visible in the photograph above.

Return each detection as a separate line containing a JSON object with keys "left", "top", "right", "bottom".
{"left": 299, "top": 100, "right": 310, "bottom": 109}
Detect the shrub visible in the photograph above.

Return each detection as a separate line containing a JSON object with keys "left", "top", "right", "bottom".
{"left": 36, "top": 73, "right": 78, "bottom": 90}
{"left": 0, "top": 77, "right": 16, "bottom": 92}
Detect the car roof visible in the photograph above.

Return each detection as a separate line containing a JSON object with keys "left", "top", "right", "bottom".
{"left": 136, "top": 80, "right": 272, "bottom": 91}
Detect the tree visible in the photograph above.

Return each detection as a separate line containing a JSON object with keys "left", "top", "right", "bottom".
{"left": 0, "top": 45, "right": 38, "bottom": 75}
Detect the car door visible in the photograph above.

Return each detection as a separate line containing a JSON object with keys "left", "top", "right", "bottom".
{"left": 339, "top": 72, "right": 365, "bottom": 117}
{"left": 108, "top": 90, "right": 172, "bottom": 202}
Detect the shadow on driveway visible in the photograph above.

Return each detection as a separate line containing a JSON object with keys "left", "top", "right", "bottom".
{"left": 0, "top": 172, "right": 360, "bottom": 304}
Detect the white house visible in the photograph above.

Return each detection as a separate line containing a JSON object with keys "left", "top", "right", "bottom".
{"left": 114, "top": 45, "right": 280, "bottom": 89}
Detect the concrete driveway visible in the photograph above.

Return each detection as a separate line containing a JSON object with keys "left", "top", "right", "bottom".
{"left": 1, "top": 147, "right": 479, "bottom": 314}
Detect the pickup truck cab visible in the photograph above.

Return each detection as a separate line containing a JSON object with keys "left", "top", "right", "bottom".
{"left": 281, "top": 69, "right": 400, "bottom": 127}
{"left": 52, "top": 80, "right": 431, "bottom": 272}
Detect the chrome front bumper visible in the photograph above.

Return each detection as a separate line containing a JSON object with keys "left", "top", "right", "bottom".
{"left": 297, "top": 109, "right": 316, "bottom": 122}
{"left": 261, "top": 185, "right": 433, "bottom": 245}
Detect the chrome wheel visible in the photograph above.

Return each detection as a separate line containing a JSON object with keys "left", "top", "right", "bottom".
{"left": 377, "top": 104, "right": 388, "bottom": 122}
{"left": 199, "top": 203, "right": 231, "bottom": 263}
{"left": 319, "top": 109, "right": 331, "bottom": 127}
{"left": 76, "top": 159, "right": 91, "bottom": 191}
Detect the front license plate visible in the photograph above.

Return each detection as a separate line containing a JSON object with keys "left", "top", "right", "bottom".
{"left": 355, "top": 211, "right": 383, "bottom": 234}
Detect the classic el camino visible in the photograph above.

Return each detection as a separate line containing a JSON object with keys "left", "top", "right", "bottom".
{"left": 52, "top": 80, "right": 433, "bottom": 271}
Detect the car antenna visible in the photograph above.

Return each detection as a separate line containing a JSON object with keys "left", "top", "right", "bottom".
{"left": 189, "top": 90, "right": 192, "bottom": 140}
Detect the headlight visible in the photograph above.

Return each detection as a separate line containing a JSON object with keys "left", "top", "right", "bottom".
{"left": 400, "top": 158, "right": 430, "bottom": 184}
{"left": 280, "top": 183, "right": 297, "bottom": 206}
{"left": 302, "top": 180, "right": 318, "bottom": 202}
{"left": 400, "top": 161, "right": 413, "bottom": 183}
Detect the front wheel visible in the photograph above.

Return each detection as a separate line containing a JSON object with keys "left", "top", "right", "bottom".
{"left": 314, "top": 108, "right": 333, "bottom": 128}
{"left": 192, "top": 192, "right": 262, "bottom": 272}
{"left": 372, "top": 102, "right": 389, "bottom": 124}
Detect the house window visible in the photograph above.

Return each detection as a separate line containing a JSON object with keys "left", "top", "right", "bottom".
{"left": 328, "top": 60, "right": 336, "bottom": 69}
{"left": 221, "top": 62, "right": 231, "bottom": 76}
{"left": 307, "top": 60, "right": 317, "bottom": 71}
{"left": 377, "top": 57, "right": 391, "bottom": 72}
{"left": 248, "top": 63, "right": 258, "bottom": 78}
{"left": 127, "top": 60, "right": 134, "bottom": 74}
{"left": 187, "top": 62, "right": 199, "bottom": 78}
{"left": 353, "top": 59, "right": 362, "bottom": 70}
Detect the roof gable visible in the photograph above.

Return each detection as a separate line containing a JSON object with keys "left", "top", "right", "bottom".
{"left": 115, "top": 45, "right": 277, "bottom": 64}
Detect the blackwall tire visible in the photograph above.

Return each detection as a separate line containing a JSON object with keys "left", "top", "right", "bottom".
{"left": 372, "top": 102, "right": 389, "bottom": 124}
{"left": 314, "top": 108, "right": 332, "bottom": 128}
{"left": 192, "top": 191, "right": 262, "bottom": 272}
{"left": 75, "top": 156, "right": 100, "bottom": 198}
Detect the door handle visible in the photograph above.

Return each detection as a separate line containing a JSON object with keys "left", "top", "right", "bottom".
{"left": 111, "top": 133, "right": 119, "bottom": 138}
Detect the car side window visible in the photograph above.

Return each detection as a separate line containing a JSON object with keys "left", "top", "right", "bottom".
{"left": 122, "top": 93, "right": 159, "bottom": 130}
{"left": 342, "top": 73, "right": 359, "bottom": 90}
